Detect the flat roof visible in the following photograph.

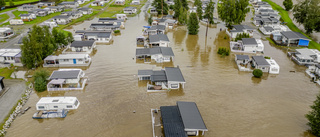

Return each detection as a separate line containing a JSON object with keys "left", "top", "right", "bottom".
{"left": 70, "top": 40, "right": 95, "bottom": 47}
{"left": 296, "top": 48, "right": 316, "bottom": 56}
{"left": 252, "top": 56, "right": 270, "bottom": 66}
{"left": 177, "top": 101, "right": 208, "bottom": 131}
{"left": 236, "top": 55, "right": 250, "bottom": 60}
{"left": 165, "top": 67, "right": 185, "bottom": 82}
{"left": 160, "top": 106, "right": 187, "bottom": 137}
{"left": 136, "top": 47, "right": 174, "bottom": 56}
{"left": 49, "top": 69, "right": 81, "bottom": 79}
{"left": 57, "top": 54, "right": 88, "bottom": 59}
{"left": 37, "top": 97, "right": 77, "bottom": 104}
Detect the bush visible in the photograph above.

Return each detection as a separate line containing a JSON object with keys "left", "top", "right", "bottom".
{"left": 252, "top": 69, "right": 263, "bottom": 78}
{"left": 34, "top": 77, "right": 46, "bottom": 92}
{"left": 306, "top": 94, "right": 320, "bottom": 136}
{"left": 114, "top": 30, "right": 120, "bottom": 33}
{"left": 217, "top": 47, "right": 230, "bottom": 56}
{"left": 9, "top": 0, "right": 14, "bottom": 6}
{"left": 33, "top": 68, "right": 49, "bottom": 92}
{"left": 235, "top": 32, "right": 250, "bottom": 41}
{"left": 264, "top": 56, "right": 271, "bottom": 59}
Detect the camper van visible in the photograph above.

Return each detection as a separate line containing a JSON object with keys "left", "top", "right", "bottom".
{"left": 36, "top": 97, "right": 80, "bottom": 110}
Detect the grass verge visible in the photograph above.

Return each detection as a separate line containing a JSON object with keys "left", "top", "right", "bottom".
{"left": 12, "top": 11, "right": 28, "bottom": 19}
{"left": 0, "top": 14, "right": 10, "bottom": 23}
{"left": 99, "top": 6, "right": 123, "bottom": 17}
{"left": 0, "top": 67, "right": 14, "bottom": 79}
{"left": 262, "top": 0, "right": 320, "bottom": 50}
{"left": 5, "top": 0, "right": 38, "bottom": 6}
{"left": 56, "top": 10, "right": 99, "bottom": 29}
{"left": 0, "top": 7, "right": 17, "bottom": 14}
{"left": 24, "top": 12, "right": 61, "bottom": 25}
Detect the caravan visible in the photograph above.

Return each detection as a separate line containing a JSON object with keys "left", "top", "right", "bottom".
{"left": 36, "top": 97, "right": 80, "bottom": 110}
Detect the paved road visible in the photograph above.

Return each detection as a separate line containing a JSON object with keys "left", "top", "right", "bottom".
{"left": 0, "top": 79, "right": 26, "bottom": 123}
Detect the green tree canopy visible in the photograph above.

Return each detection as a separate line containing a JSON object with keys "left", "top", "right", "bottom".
{"left": 9, "top": 0, "right": 14, "bottom": 6}
{"left": 218, "top": 0, "right": 250, "bottom": 28}
{"left": 235, "top": 32, "right": 250, "bottom": 41}
{"left": 188, "top": 12, "right": 199, "bottom": 35}
{"left": 0, "top": 0, "right": 5, "bottom": 7}
{"left": 283, "top": 0, "right": 293, "bottom": 11}
{"left": 33, "top": 68, "right": 50, "bottom": 92}
{"left": 152, "top": 0, "right": 169, "bottom": 15}
{"left": 178, "top": 7, "right": 188, "bottom": 25}
{"left": 204, "top": 0, "right": 215, "bottom": 24}
{"left": 305, "top": 94, "right": 320, "bottom": 136}
{"left": 253, "top": 69, "right": 263, "bottom": 78}
{"left": 195, "top": 0, "right": 203, "bottom": 20}
{"left": 293, "top": 0, "right": 320, "bottom": 34}
{"left": 174, "top": 0, "right": 182, "bottom": 18}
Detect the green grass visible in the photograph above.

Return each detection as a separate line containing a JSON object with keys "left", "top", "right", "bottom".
{"left": 0, "top": 14, "right": 10, "bottom": 23}
{"left": 0, "top": 21, "right": 10, "bottom": 26}
{"left": 262, "top": 0, "right": 320, "bottom": 50}
{"left": 0, "top": 7, "right": 17, "bottom": 14}
{"left": 99, "top": 7, "right": 123, "bottom": 17}
{"left": 0, "top": 67, "right": 14, "bottom": 79}
{"left": 110, "top": 0, "right": 132, "bottom": 7}
{"left": 57, "top": 10, "right": 99, "bottom": 29}
{"left": 23, "top": 12, "right": 61, "bottom": 25}
{"left": 12, "top": 11, "right": 28, "bottom": 19}
{"left": 5, "top": 0, "right": 39, "bottom": 6}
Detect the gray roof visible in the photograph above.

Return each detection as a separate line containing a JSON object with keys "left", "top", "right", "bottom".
{"left": 264, "top": 26, "right": 274, "bottom": 32}
{"left": 280, "top": 31, "right": 310, "bottom": 40}
{"left": 149, "top": 25, "right": 166, "bottom": 31}
{"left": 78, "top": 7, "right": 91, "bottom": 11}
{"left": 52, "top": 15, "right": 70, "bottom": 19}
{"left": 252, "top": 56, "right": 270, "bottom": 66}
{"left": 19, "top": 14, "right": 32, "bottom": 17}
{"left": 315, "top": 64, "right": 320, "bottom": 69}
{"left": 70, "top": 41, "right": 95, "bottom": 47}
{"left": 236, "top": 55, "right": 249, "bottom": 60}
{"left": 47, "top": 6, "right": 63, "bottom": 9}
{"left": 123, "top": 7, "right": 137, "bottom": 10}
{"left": 138, "top": 70, "right": 153, "bottom": 76}
{"left": 160, "top": 106, "right": 188, "bottom": 137}
{"left": 231, "top": 25, "right": 253, "bottom": 32}
{"left": 90, "top": 23, "right": 121, "bottom": 28}
{"left": 165, "top": 67, "right": 185, "bottom": 82}
{"left": 59, "top": 2, "right": 77, "bottom": 5}
{"left": 242, "top": 38, "right": 257, "bottom": 45}
{"left": 49, "top": 70, "right": 81, "bottom": 79}
{"left": 151, "top": 70, "right": 167, "bottom": 82}
{"left": 149, "top": 34, "right": 169, "bottom": 43}
{"left": 136, "top": 47, "right": 174, "bottom": 56}
{"left": 177, "top": 101, "right": 208, "bottom": 131}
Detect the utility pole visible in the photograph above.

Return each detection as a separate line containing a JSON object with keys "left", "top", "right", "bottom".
{"left": 161, "top": 0, "right": 163, "bottom": 18}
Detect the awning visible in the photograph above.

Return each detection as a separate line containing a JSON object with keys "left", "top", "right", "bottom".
{"left": 48, "top": 79, "right": 65, "bottom": 85}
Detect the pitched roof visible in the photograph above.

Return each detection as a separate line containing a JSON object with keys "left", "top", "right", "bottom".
{"left": 231, "top": 25, "right": 253, "bottom": 32}
{"left": 264, "top": 26, "right": 274, "bottom": 32}
{"left": 70, "top": 40, "right": 95, "bottom": 47}
{"left": 149, "top": 34, "right": 169, "bottom": 43}
{"left": 252, "top": 56, "right": 270, "bottom": 66}
{"left": 49, "top": 69, "right": 81, "bottom": 79}
{"left": 136, "top": 47, "right": 174, "bottom": 56}
{"left": 90, "top": 23, "right": 121, "bottom": 28}
{"left": 242, "top": 38, "right": 257, "bottom": 45}
{"left": 160, "top": 106, "right": 188, "bottom": 137}
{"left": 52, "top": 15, "right": 70, "bottom": 19}
{"left": 280, "top": 31, "right": 310, "bottom": 40}
{"left": 165, "top": 67, "right": 185, "bottom": 82}
{"left": 177, "top": 101, "right": 208, "bottom": 131}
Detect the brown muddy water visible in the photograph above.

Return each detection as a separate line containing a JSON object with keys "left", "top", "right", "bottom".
{"left": 5, "top": 5, "right": 320, "bottom": 137}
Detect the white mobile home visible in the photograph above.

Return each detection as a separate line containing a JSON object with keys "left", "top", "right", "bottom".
{"left": 266, "top": 59, "right": 280, "bottom": 74}
{"left": 230, "top": 38, "right": 264, "bottom": 53}
{"left": 0, "top": 27, "right": 14, "bottom": 39}
{"left": 9, "top": 19, "right": 24, "bottom": 25}
{"left": 47, "top": 69, "right": 87, "bottom": 91}
{"left": 36, "top": 97, "right": 80, "bottom": 110}
{"left": 0, "top": 49, "right": 22, "bottom": 66}
{"left": 43, "top": 54, "right": 91, "bottom": 67}
{"left": 69, "top": 40, "right": 96, "bottom": 53}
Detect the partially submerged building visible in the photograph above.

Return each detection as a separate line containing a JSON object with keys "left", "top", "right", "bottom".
{"left": 226, "top": 25, "right": 254, "bottom": 38}
{"left": 138, "top": 67, "right": 185, "bottom": 91}
{"left": 47, "top": 69, "right": 87, "bottom": 91}
{"left": 271, "top": 31, "right": 310, "bottom": 47}
{"left": 149, "top": 34, "right": 170, "bottom": 47}
{"left": 43, "top": 54, "right": 91, "bottom": 67}
{"left": 136, "top": 47, "right": 174, "bottom": 63}
{"left": 230, "top": 38, "right": 264, "bottom": 53}
{"left": 288, "top": 48, "right": 320, "bottom": 65}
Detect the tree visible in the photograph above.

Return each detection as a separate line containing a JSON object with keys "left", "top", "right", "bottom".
{"left": 174, "top": 0, "right": 182, "bottom": 18}
{"left": 9, "top": 0, "right": 14, "bottom": 6}
{"left": 188, "top": 12, "right": 199, "bottom": 35}
{"left": 195, "top": 0, "right": 203, "bottom": 20}
{"left": 218, "top": 0, "right": 250, "bottom": 28}
{"left": 235, "top": 32, "right": 250, "bottom": 41}
{"left": 148, "top": 15, "right": 153, "bottom": 25}
{"left": 52, "top": 28, "right": 68, "bottom": 48}
{"left": 0, "top": 0, "right": 5, "bottom": 8}
{"left": 178, "top": 7, "right": 188, "bottom": 25}
{"left": 252, "top": 69, "right": 263, "bottom": 78}
{"left": 66, "top": 31, "right": 74, "bottom": 43}
{"left": 306, "top": 94, "right": 320, "bottom": 136}
{"left": 152, "top": 0, "right": 169, "bottom": 15}
{"left": 204, "top": 0, "right": 215, "bottom": 24}
{"left": 293, "top": 0, "right": 320, "bottom": 34}
{"left": 181, "top": 0, "right": 188, "bottom": 10}
{"left": 33, "top": 69, "right": 50, "bottom": 92}
{"left": 283, "top": 0, "right": 293, "bottom": 11}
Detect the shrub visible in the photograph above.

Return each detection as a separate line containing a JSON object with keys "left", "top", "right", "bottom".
{"left": 34, "top": 77, "right": 46, "bottom": 92}
{"left": 306, "top": 94, "right": 320, "bottom": 136}
{"left": 264, "top": 56, "right": 271, "bottom": 59}
{"left": 235, "top": 32, "right": 250, "bottom": 41}
{"left": 252, "top": 69, "right": 263, "bottom": 78}
{"left": 217, "top": 47, "right": 230, "bottom": 56}
{"left": 114, "top": 30, "right": 120, "bottom": 33}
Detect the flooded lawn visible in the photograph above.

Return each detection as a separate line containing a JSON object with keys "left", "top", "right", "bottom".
{"left": 5, "top": 3, "right": 320, "bottom": 137}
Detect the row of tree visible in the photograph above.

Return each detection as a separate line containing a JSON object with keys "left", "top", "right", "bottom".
{"left": 217, "top": 0, "right": 250, "bottom": 28}
{"left": 21, "top": 25, "right": 73, "bottom": 69}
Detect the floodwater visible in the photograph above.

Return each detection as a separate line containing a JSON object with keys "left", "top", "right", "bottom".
{"left": 5, "top": 2, "right": 320, "bottom": 137}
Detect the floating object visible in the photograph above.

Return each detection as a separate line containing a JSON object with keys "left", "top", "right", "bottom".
{"left": 32, "top": 109, "right": 68, "bottom": 119}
